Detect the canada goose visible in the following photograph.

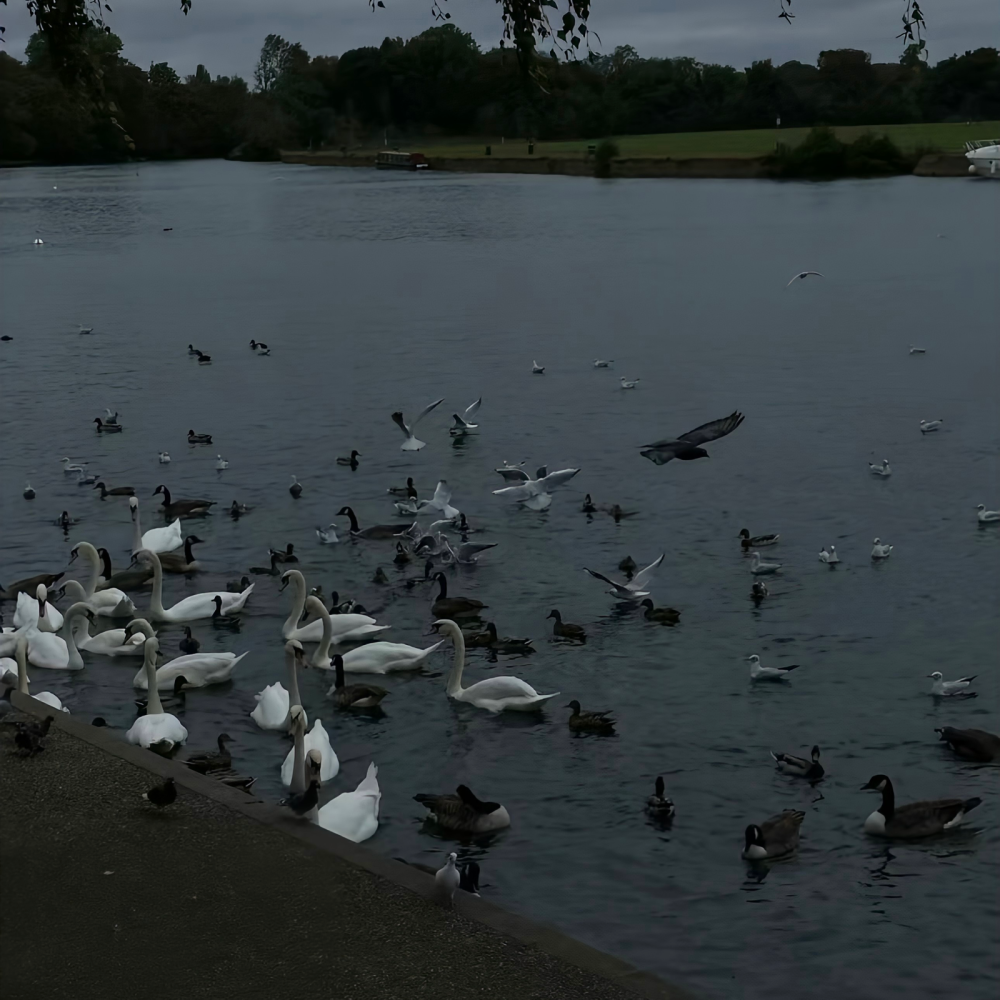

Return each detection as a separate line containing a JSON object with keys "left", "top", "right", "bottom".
{"left": 211, "top": 595, "right": 242, "bottom": 629}
{"left": 289, "top": 476, "right": 303, "bottom": 499}
{"left": 771, "top": 745, "right": 824, "bottom": 780}
{"left": 93, "top": 482, "right": 135, "bottom": 499}
{"left": 183, "top": 733, "right": 234, "bottom": 774}
{"left": 337, "top": 450, "right": 361, "bottom": 467}
{"left": 935, "top": 727, "right": 1000, "bottom": 763}
{"left": 739, "top": 528, "right": 779, "bottom": 550}
{"left": 414, "top": 784, "right": 511, "bottom": 833}
{"left": 268, "top": 543, "right": 297, "bottom": 564}
{"left": 158, "top": 535, "right": 204, "bottom": 573}
{"left": 327, "top": 655, "right": 389, "bottom": 709}
{"left": 142, "top": 778, "right": 176, "bottom": 808}
{"left": 93, "top": 417, "right": 123, "bottom": 433}
{"left": 431, "top": 573, "right": 485, "bottom": 618}
{"left": 0, "top": 573, "right": 63, "bottom": 603}
{"left": 337, "top": 506, "right": 406, "bottom": 540}
{"left": 567, "top": 700, "right": 616, "bottom": 734}
{"left": 55, "top": 511, "right": 81, "bottom": 530}
{"left": 546, "top": 609, "right": 585, "bottom": 641}
{"left": 646, "top": 777, "right": 675, "bottom": 819}
{"left": 187, "top": 429, "right": 213, "bottom": 444}
{"left": 581, "top": 494, "right": 597, "bottom": 513}
{"left": 226, "top": 575, "right": 251, "bottom": 593}
{"left": 153, "top": 485, "right": 215, "bottom": 518}
{"left": 861, "top": 775, "right": 982, "bottom": 838}
{"left": 178, "top": 626, "right": 200, "bottom": 655}
{"left": 249, "top": 553, "right": 281, "bottom": 576}
{"left": 387, "top": 477, "right": 418, "bottom": 499}
{"left": 742, "top": 810, "right": 805, "bottom": 860}
{"left": 640, "top": 598, "right": 680, "bottom": 624}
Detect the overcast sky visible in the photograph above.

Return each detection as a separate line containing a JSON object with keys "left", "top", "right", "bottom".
{"left": 2, "top": 0, "right": 995, "bottom": 80}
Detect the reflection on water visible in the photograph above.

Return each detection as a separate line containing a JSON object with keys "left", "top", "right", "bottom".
{"left": 1, "top": 162, "right": 997, "bottom": 1000}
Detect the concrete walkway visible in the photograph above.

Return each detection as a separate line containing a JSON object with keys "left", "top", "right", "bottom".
{"left": 0, "top": 696, "right": 694, "bottom": 1000}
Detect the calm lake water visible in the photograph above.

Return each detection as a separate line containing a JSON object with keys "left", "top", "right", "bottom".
{"left": 1, "top": 161, "right": 997, "bottom": 1000}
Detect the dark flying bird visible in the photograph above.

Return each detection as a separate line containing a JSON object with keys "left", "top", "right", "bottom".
{"left": 640, "top": 411, "right": 745, "bottom": 465}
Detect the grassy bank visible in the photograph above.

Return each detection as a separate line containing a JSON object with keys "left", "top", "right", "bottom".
{"left": 364, "top": 121, "right": 999, "bottom": 160}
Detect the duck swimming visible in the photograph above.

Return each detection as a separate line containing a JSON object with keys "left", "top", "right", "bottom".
{"left": 739, "top": 528, "right": 779, "bottom": 551}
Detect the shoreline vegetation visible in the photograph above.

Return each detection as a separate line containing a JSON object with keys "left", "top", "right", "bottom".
{"left": 1, "top": 22, "right": 998, "bottom": 178}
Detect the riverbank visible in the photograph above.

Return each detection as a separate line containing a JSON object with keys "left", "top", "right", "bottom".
{"left": 0, "top": 693, "right": 694, "bottom": 1000}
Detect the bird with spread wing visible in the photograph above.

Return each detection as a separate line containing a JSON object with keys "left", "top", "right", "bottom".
{"left": 639, "top": 411, "right": 745, "bottom": 466}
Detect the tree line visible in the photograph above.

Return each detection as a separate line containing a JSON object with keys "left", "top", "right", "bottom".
{"left": 1, "top": 24, "right": 998, "bottom": 163}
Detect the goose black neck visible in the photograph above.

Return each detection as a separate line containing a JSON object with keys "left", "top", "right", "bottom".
{"left": 435, "top": 574, "right": 448, "bottom": 598}
{"left": 334, "top": 656, "right": 345, "bottom": 689}
{"left": 879, "top": 780, "right": 895, "bottom": 819}
{"left": 157, "top": 486, "right": 171, "bottom": 506}
{"left": 342, "top": 507, "right": 359, "bottom": 532}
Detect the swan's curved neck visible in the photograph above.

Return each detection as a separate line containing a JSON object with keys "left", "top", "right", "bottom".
{"left": 144, "top": 644, "right": 163, "bottom": 714}
{"left": 444, "top": 623, "right": 466, "bottom": 697}
{"left": 437, "top": 575, "right": 448, "bottom": 598}
{"left": 290, "top": 713, "right": 307, "bottom": 794}
{"left": 314, "top": 600, "right": 332, "bottom": 662}
{"left": 145, "top": 552, "right": 165, "bottom": 616}
{"left": 76, "top": 542, "right": 101, "bottom": 597}
{"left": 131, "top": 506, "right": 143, "bottom": 555}
{"left": 286, "top": 647, "right": 302, "bottom": 713}
{"left": 59, "top": 603, "right": 90, "bottom": 669}
{"left": 15, "top": 639, "right": 29, "bottom": 695}
{"left": 281, "top": 573, "right": 306, "bottom": 637}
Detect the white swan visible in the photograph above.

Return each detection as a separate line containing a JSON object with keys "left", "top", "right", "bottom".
{"left": 280, "top": 717, "right": 338, "bottom": 786}
{"left": 750, "top": 552, "right": 782, "bottom": 575}
{"left": 12, "top": 636, "right": 69, "bottom": 712}
{"left": 280, "top": 570, "right": 387, "bottom": 643}
{"left": 130, "top": 496, "right": 182, "bottom": 554}
{"left": 418, "top": 480, "right": 460, "bottom": 519}
{"left": 250, "top": 640, "right": 303, "bottom": 731}
{"left": 437, "top": 618, "right": 558, "bottom": 713}
{"left": 391, "top": 398, "right": 444, "bottom": 451}
{"left": 61, "top": 457, "right": 88, "bottom": 475}
{"left": 72, "top": 614, "right": 147, "bottom": 656}
{"left": 317, "top": 763, "right": 380, "bottom": 842}
{"left": 818, "top": 546, "right": 840, "bottom": 564}
{"left": 125, "top": 621, "right": 246, "bottom": 689}
{"left": 22, "top": 602, "right": 91, "bottom": 671}
{"left": 67, "top": 542, "right": 135, "bottom": 617}
{"left": 341, "top": 638, "right": 445, "bottom": 674}
{"left": 138, "top": 549, "right": 253, "bottom": 622}
{"left": 125, "top": 637, "right": 188, "bottom": 749}
{"left": 284, "top": 705, "right": 316, "bottom": 806}
{"left": 13, "top": 586, "right": 64, "bottom": 632}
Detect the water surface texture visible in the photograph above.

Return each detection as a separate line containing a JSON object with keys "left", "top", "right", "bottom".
{"left": 1, "top": 163, "right": 998, "bottom": 1000}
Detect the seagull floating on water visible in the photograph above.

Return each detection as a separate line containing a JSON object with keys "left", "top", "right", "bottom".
{"left": 620, "top": 377, "right": 640, "bottom": 389}
{"left": 392, "top": 398, "right": 444, "bottom": 451}
{"left": 640, "top": 411, "right": 744, "bottom": 466}
{"left": 593, "top": 359, "right": 614, "bottom": 368}
{"left": 928, "top": 671, "right": 976, "bottom": 698}
{"left": 920, "top": 418, "right": 943, "bottom": 434}
{"left": 748, "top": 653, "right": 799, "bottom": 682}
{"left": 215, "top": 455, "right": 229, "bottom": 471}
{"left": 818, "top": 545, "right": 840, "bottom": 564}
{"left": 450, "top": 398, "right": 482, "bottom": 436}
{"left": 975, "top": 504, "right": 999, "bottom": 523}
{"left": 78, "top": 325, "right": 94, "bottom": 335}
{"left": 750, "top": 552, "right": 781, "bottom": 575}
{"left": 785, "top": 271, "right": 823, "bottom": 287}
{"left": 531, "top": 360, "right": 545, "bottom": 374}
{"left": 871, "top": 538, "right": 893, "bottom": 559}
{"left": 869, "top": 458, "right": 891, "bottom": 477}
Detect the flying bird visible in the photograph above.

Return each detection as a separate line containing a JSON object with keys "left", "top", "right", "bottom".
{"left": 391, "top": 398, "right": 444, "bottom": 451}
{"left": 786, "top": 271, "right": 822, "bottom": 287}
{"left": 639, "top": 411, "right": 745, "bottom": 465}
{"left": 492, "top": 467, "right": 580, "bottom": 511}
{"left": 449, "top": 398, "right": 482, "bottom": 436}
{"left": 584, "top": 553, "right": 664, "bottom": 602}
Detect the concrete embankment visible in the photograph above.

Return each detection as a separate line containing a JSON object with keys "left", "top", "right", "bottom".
{"left": 0, "top": 692, "right": 695, "bottom": 1000}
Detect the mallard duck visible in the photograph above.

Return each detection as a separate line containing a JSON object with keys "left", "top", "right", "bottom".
{"left": 771, "top": 745, "right": 824, "bottom": 780}
{"left": 93, "top": 417, "right": 123, "bottom": 433}
{"left": 567, "top": 700, "right": 615, "bottom": 734}
{"left": 742, "top": 810, "right": 805, "bottom": 860}
{"left": 935, "top": 726, "right": 1000, "bottom": 763}
{"left": 414, "top": 784, "right": 511, "bottom": 833}
{"left": 195, "top": 350, "right": 212, "bottom": 364}
{"left": 482, "top": 621, "right": 533, "bottom": 654}
{"left": 337, "top": 450, "right": 361, "bottom": 468}
{"left": 640, "top": 598, "right": 680, "bottom": 624}
{"left": 226, "top": 575, "right": 251, "bottom": 593}
{"left": 153, "top": 485, "right": 215, "bottom": 518}
{"left": 388, "top": 477, "right": 418, "bottom": 499}
{"left": 187, "top": 429, "right": 212, "bottom": 444}
{"left": 158, "top": 535, "right": 204, "bottom": 574}
{"left": 861, "top": 775, "right": 982, "bottom": 838}
{"left": 645, "top": 777, "right": 675, "bottom": 818}
{"left": 268, "top": 543, "right": 297, "bottom": 564}
{"left": 739, "top": 528, "right": 779, "bottom": 551}
{"left": 327, "top": 655, "right": 388, "bottom": 709}
{"left": 431, "top": 573, "right": 486, "bottom": 618}
{"left": 546, "top": 609, "right": 585, "bottom": 641}
{"left": 142, "top": 778, "right": 176, "bottom": 808}
{"left": 183, "top": 733, "right": 234, "bottom": 774}
{"left": 249, "top": 554, "right": 281, "bottom": 575}
{"left": 93, "top": 482, "right": 135, "bottom": 499}
{"left": 178, "top": 627, "right": 200, "bottom": 655}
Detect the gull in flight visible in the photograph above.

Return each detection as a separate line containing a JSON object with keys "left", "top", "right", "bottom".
{"left": 419, "top": 481, "right": 460, "bottom": 520}
{"left": 640, "top": 411, "right": 745, "bottom": 465}
{"left": 786, "top": 271, "right": 823, "bottom": 287}
{"left": 449, "top": 398, "right": 482, "bottom": 437}
{"left": 584, "top": 553, "right": 664, "bottom": 602}
{"left": 620, "top": 377, "right": 640, "bottom": 389}
{"left": 493, "top": 468, "right": 579, "bottom": 511}
{"left": 391, "top": 398, "right": 444, "bottom": 451}
{"left": 909, "top": 345, "right": 926, "bottom": 354}
{"left": 442, "top": 536, "right": 498, "bottom": 565}
{"left": 928, "top": 671, "right": 976, "bottom": 698}
{"left": 593, "top": 359, "right": 614, "bottom": 368}
{"left": 532, "top": 361, "right": 545, "bottom": 374}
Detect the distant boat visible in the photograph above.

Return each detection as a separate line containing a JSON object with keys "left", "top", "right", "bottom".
{"left": 965, "top": 139, "right": 1000, "bottom": 178}
{"left": 376, "top": 151, "right": 429, "bottom": 171}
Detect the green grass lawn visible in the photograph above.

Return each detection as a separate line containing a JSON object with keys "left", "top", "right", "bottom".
{"left": 376, "top": 121, "right": 999, "bottom": 159}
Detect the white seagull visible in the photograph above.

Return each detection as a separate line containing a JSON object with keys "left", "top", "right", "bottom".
{"left": 158, "top": 451, "right": 171, "bottom": 464}
{"left": 215, "top": 455, "right": 229, "bottom": 470}
{"left": 869, "top": 458, "right": 891, "bottom": 477}
{"left": 909, "top": 345, "right": 926, "bottom": 354}
{"left": 750, "top": 552, "right": 781, "bottom": 575}
{"left": 620, "top": 377, "right": 640, "bottom": 389}
{"left": 391, "top": 398, "right": 444, "bottom": 451}
{"left": 449, "top": 398, "right": 482, "bottom": 436}
{"left": 871, "top": 538, "right": 893, "bottom": 559}
{"left": 532, "top": 360, "right": 545, "bottom": 374}
{"left": 593, "top": 359, "right": 614, "bottom": 368}
{"left": 818, "top": 545, "right": 840, "bottom": 564}
{"left": 419, "top": 481, "right": 460, "bottom": 520}
{"left": 920, "top": 418, "right": 943, "bottom": 434}
{"left": 316, "top": 524, "right": 339, "bottom": 544}
{"left": 492, "top": 467, "right": 579, "bottom": 511}
{"left": 436, "top": 853, "right": 461, "bottom": 900}
{"left": 785, "top": 271, "right": 823, "bottom": 287}
{"left": 584, "top": 553, "right": 664, "bottom": 602}
{"left": 928, "top": 671, "right": 976, "bottom": 698}
{"left": 975, "top": 504, "right": 999, "bottom": 524}
{"left": 748, "top": 654, "right": 799, "bottom": 682}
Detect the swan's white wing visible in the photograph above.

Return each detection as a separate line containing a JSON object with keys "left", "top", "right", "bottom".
{"left": 537, "top": 468, "right": 580, "bottom": 492}
{"left": 463, "top": 676, "right": 539, "bottom": 700}
{"left": 629, "top": 553, "right": 665, "bottom": 591}
{"left": 463, "top": 397, "right": 482, "bottom": 421}
{"left": 411, "top": 398, "right": 444, "bottom": 427}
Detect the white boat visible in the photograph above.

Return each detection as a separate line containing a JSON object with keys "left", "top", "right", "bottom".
{"left": 965, "top": 139, "right": 1000, "bottom": 178}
